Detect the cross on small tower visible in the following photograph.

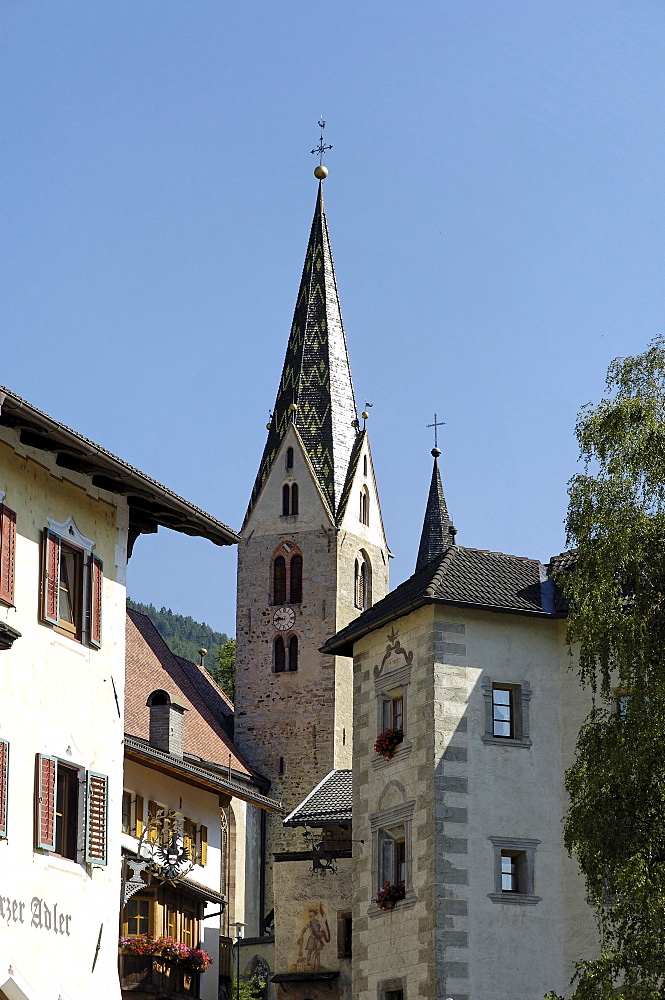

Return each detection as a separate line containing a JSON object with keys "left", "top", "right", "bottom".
{"left": 311, "top": 118, "right": 333, "bottom": 165}
{"left": 427, "top": 412, "right": 445, "bottom": 450}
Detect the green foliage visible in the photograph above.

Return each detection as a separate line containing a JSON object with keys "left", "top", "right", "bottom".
{"left": 127, "top": 598, "right": 229, "bottom": 665}
{"left": 211, "top": 638, "right": 236, "bottom": 702}
{"left": 230, "top": 973, "right": 266, "bottom": 1000}
{"left": 555, "top": 338, "right": 665, "bottom": 999}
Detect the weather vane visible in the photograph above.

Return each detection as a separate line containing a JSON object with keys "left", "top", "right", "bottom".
{"left": 311, "top": 118, "right": 332, "bottom": 179}
{"left": 427, "top": 412, "right": 445, "bottom": 454}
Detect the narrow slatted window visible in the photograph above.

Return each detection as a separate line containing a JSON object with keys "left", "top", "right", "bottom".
{"left": 290, "top": 483, "right": 299, "bottom": 515}
{"left": 274, "top": 637, "right": 286, "bottom": 673}
{"left": 0, "top": 506, "right": 17, "bottom": 606}
{"left": 36, "top": 754, "right": 57, "bottom": 850}
{"left": 273, "top": 556, "right": 286, "bottom": 605}
{"left": 199, "top": 824, "right": 208, "bottom": 866}
{"left": 85, "top": 771, "right": 108, "bottom": 865}
{"left": 286, "top": 447, "right": 294, "bottom": 470}
{"left": 135, "top": 794, "right": 144, "bottom": 837}
{"left": 183, "top": 817, "right": 194, "bottom": 858}
{"left": 290, "top": 554, "right": 302, "bottom": 604}
{"left": 288, "top": 635, "right": 298, "bottom": 672}
{"left": 282, "top": 484, "right": 290, "bottom": 516}
{"left": 89, "top": 555, "right": 103, "bottom": 648}
{"left": 0, "top": 740, "right": 9, "bottom": 838}
{"left": 41, "top": 531, "right": 60, "bottom": 625}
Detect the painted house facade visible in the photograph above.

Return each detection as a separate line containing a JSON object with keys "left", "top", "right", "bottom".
{"left": 0, "top": 388, "right": 237, "bottom": 1000}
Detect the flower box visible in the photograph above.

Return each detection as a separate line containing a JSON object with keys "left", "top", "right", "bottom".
{"left": 373, "top": 881, "right": 406, "bottom": 911}
{"left": 374, "top": 728, "right": 404, "bottom": 760}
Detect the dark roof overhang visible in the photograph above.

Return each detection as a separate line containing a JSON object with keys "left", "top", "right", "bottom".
{"left": 0, "top": 621, "right": 21, "bottom": 650}
{"left": 123, "top": 736, "right": 282, "bottom": 813}
{"left": 0, "top": 388, "right": 239, "bottom": 550}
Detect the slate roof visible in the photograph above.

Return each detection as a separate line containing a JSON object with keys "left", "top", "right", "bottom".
{"left": 415, "top": 455, "right": 454, "bottom": 572}
{"left": 246, "top": 183, "right": 359, "bottom": 523}
{"left": 0, "top": 387, "right": 238, "bottom": 547}
{"left": 322, "top": 545, "right": 565, "bottom": 656}
{"left": 282, "top": 769, "right": 352, "bottom": 826}
{"left": 125, "top": 608, "right": 251, "bottom": 776}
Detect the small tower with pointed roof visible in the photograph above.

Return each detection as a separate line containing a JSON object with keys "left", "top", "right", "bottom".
{"left": 415, "top": 446, "right": 457, "bottom": 572}
{"left": 234, "top": 161, "right": 389, "bottom": 922}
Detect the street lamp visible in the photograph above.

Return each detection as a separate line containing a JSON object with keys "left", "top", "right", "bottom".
{"left": 234, "top": 922, "right": 245, "bottom": 1000}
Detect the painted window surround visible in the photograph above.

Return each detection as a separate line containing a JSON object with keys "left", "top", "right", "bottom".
{"left": 373, "top": 660, "right": 413, "bottom": 771}
{"left": 488, "top": 836, "right": 541, "bottom": 905}
{"left": 481, "top": 679, "right": 532, "bottom": 748}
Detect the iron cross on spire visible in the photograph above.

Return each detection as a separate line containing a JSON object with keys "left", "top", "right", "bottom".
{"left": 427, "top": 412, "right": 446, "bottom": 451}
{"left": 311, "top": 118, "right": 333, "bottom": 165}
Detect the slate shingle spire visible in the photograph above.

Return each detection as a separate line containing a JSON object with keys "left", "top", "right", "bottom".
{"left": 247, "top": 181, "right": 358, "bottom": 521}
{"left": 415, "top": 448, "right": 456, "bottom": 572}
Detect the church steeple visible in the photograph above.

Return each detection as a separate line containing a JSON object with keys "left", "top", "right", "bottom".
{"left": 415, "top": 447, "right": 456, "bottom": 571}
{"left": 246, "top": 181, "right": 358, "bottom": 522}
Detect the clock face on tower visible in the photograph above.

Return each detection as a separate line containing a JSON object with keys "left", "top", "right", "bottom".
{"left": 273, "top": 606, "right": 296, "bottom": 631}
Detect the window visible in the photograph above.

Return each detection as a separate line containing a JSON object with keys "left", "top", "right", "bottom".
{"left": 0, "top": 740, "right": 8, "bottom": 839}
{"left": 488, "top": 837, "right": 541, "bottom": 905}
{"left": 370, "top": 795, "right": 416, "bottom": 909}
{"left": 0, "top": 501, "right": 17, "bottom": 606}
{"left": 124, "top": 895, "right": 153, "bottom": 936}
{"left": 379, "top": 830, "right": 407, "bottom": 887}
{"left": 288, "top": 635, "right": 298, "bottom": 671}
{"left": 282, "top": 482, "right": 299, "bottom": 516}
{"left": 273, "top": 556, "right": 287, "bottom": 605}
{"left": 290, "top": 554, "right": 303, "bottom": 604}
{"left": 482, "top": 680, "right": 531, "bottom": 747}
{"left": 382, "top": 693, "right": 404, "bottom": 732}
{"left": 35, "top": 754, "right": 108, "bottom": 865}
{"left": 41, "top": 517, "right": 102, "bottom": 647}
{"left": 354, "top": 553, "right": 372, "bottom": 610}
{"left": 122, "top": 791, "right": 132, "bottom": 834}
{"left": 492, "top": 687, "right": 513, "bottom": 738}
{"left": 286, "top": 447, "right": 294, "bottom": 470}
{"left": 360, "top": 487, "right": 370, "bottom": 526}
{"left": 337, "top": 911, "right": 352, "bottom": 959}
{"left": 378, "top": 981, "right": 405, "bottom": 1000}
{"left": 271, "top": 543, "right": 304, "bottom": 605}
{"left": 274, "top": 635, "right": 298, "bottom": 672}
{"left": 363, "top": 455, "right": 368, "bottom": 477}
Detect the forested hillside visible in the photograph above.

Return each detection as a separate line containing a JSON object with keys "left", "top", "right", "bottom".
{"left": 126, "top": 598, "right": 229, "bottom": 664}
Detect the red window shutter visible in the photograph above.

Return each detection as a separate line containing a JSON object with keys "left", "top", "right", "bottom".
{"left": 0, "top": 506, "right": 17, "bottom": 606}
{"left": 0, "top": 740, "right": 9, "bottom": 838}
{"left": 85, "top": 771, "right": 108, "bottom": 865}
{"left": 36, "top": 754, "right": 57, "bottom": 850}
{"left": 41, "top": 530, "right": 60, "bottom": 625}
{"left": 89, "top": 555, "right": 103, "bottom": 648}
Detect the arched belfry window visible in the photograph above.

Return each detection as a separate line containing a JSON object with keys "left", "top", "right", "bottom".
{"left": 360, "top": 487, "right": 370, "bottom": 526}
{"left": 271, "top": 543, "right": 304, "bottom": 605}
{"left": 354, "top": 552, "right": 372, "bottom": 611}
{"left": 286, "top": 447, "right": 294, "bottom": 470}
{"left": 288, "top": 635, "right": 298, "bottom": 671}
{"left": 273, "top": 556, "right": 287, "bottom": 605}
{"left": 282, "top": 482, "right": 299, "bottom": 516}
{"left": 274, "top": 636, "right": 286, "bottom": 673}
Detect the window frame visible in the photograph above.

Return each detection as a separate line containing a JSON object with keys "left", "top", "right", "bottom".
{"left": 488, "top": 836, "right": 541, "bottom": 905}
{"left": 123, "top": 894, "right": 154, "bottom": 937}
{"left": 270, "top": 542, "right": 303, "bottom": 606}
{"left": 0, "top": 498, "right": 17, "bottom": 607}
{"left": 360, "top": 486, "right": 370, "bottom": 526}
{"left": 482, "top": 680, "right": 532, "bottom": 748}
{"left": 354, "top": 551, "right": 372, "bottom": 610}
{"left": 40, "top": 516, "right": 102, "bottom": 648}
{"left": 370, "top": 799, "right": 417, "bottom": 914}
{"left": 373, "top": 655, "right": 413, "bottom": 770}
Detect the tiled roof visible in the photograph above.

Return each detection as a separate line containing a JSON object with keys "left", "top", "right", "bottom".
{"left": 0, "top": 386, "right": 238, "bottom": 547}
{"left": 283, "top": 769, "right": 352, "bottom": 826}
{"left": 323, "top": 545, "right": 565, "bottom": 656}
{"left": 125, "top": 608, "right": 252, "bottom": 776}
{"left": 246, "top": 183, "right": 359, "bottom": 522}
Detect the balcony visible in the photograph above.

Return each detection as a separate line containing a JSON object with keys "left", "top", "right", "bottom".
{"left": 119, "top": 952, "right": 199, "bottom": 998}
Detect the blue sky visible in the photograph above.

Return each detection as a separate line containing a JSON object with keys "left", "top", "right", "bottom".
{"left": 3, "top": 1, "right": 665, "bottom": 634}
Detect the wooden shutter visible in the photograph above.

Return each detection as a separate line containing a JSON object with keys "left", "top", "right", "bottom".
{"left": 183, "top": 817, "right": 194, "bottom": 858}
{"left": 290, "top": 554, "right": 302, "bottom": 603}
{"left": 134, "top": 794, "right": 144, "bottom": 837}
{"left": 36, "top": 754, "right": 57, "bottom": 850}
{"left": 147, "top": 800, "right": 158, "bottom": 842}
{"left": 199, "top": 824, "right": 208, "bottom": 866}
{"left": 273, "top": 556, "right": 286, "bottom": 604}
{"left": 0, "top": 740, "right": 8, "bottom": 838}
{"left": 41, "top": 530, "right": 60, "bottom": 625}
{"left": 88, "top": 555, "right": 103, "bottom": 648}
{"left": 0, "top": 506, "right": 17, "bottom": 606}
{"left": 85, "top": 771, "right": 108, "bottom": 865}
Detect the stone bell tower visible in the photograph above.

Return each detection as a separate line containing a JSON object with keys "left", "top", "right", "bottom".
{"left": 234, "top": 170, "right": 389, "bottom": 915}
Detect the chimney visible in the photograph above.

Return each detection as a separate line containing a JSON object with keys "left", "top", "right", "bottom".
{"left": 147, "top": 690, "right": 187, "bottom": 760}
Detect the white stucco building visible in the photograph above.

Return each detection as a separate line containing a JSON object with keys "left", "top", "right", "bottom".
{"left": 0, "top": 388, "right": 237, "bottom": 1000}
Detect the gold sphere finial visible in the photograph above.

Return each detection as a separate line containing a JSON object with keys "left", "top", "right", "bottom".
{"left": 289, "top": 402, "right": 298, "bottom": 413}
{"left": 361, "top": 411, "right": 370, "bottom": 421}
{"left": 314, "top": 164, "right": 328, "bottom": 180}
